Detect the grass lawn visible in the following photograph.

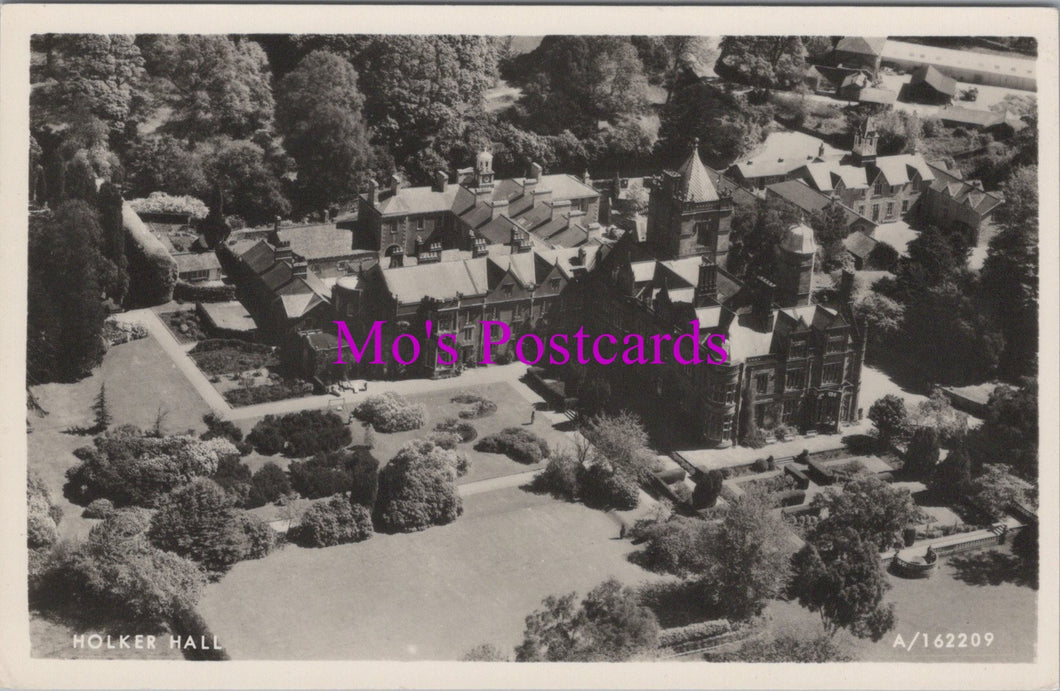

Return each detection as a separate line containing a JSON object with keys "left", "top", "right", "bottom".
{"left": 762, "top": 544, "right": 1037, "bottom": 662}
{"left": 28, "top": 335, "right": 213, "bottom": 541}
{"left": 199, "top": 486, "right": 660, "bottom": 660}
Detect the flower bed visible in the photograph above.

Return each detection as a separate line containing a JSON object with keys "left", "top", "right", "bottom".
{"left": 103, "top": 319, "right": 148, "bottom": 346}
{"left": 190, "top": 339, "right": 277, "bottom": 375}
{"left": 223, "top": 380, "right": 314, "bottom": 407}
{"left": 161, "top": 310, "right": 208, "bottom": 343}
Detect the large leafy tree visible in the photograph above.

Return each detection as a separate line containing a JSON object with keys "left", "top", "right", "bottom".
{"left": 930, "top": 444, "right": 972, "bottom": 503}
{"left": 980, "top": 165, "right": 1038, "bottom": 379}
{"left": 715, "top": 36, "right": 806, "bottom": 89}
{"left": 31, "top": 34, "right": 148, "bottom": 139}
{"left": 200, "top": 138, "right": 291, "bottom": 226}
{"left": 811, "top": 476, "right": 920, "bottom": 552}
{"left": 903, "top": 426, "right": 940, "bottom": 477}
{"left": 374, "top": 439, "right": 463, "bottom": 533}
{"left": 968, "top": 381, "right": 1038, "bottom": 480}
{"left": 276, "top": 51, "right": 372, "bottom": 216}
{"left": 657, "top": 79, "right": 773, "bottom": 167}
{"left": 512, "top": 36, "right": 650, "bottom": 137}
{"left": 515, "top": 578, "right": 659, "bottom": 661}
{"left": 791, "top": 526, "right": 896, "bottom": 641}
{"left": 122, "top": 134, "right": 207, "bottom": 197}
{"left": 867, "top": 395, "right": 908, "bottom": 448}
{"left": 140, "top": 35, "right": 275, "bottom": 141}
{"left": 704, "top": 491, "right": 794, "bottom": 619}
{"left": 27, "top": 202, "right": 109, "bottom": 383}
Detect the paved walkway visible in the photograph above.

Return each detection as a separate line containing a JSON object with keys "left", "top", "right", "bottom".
{"left": 111, "top": 308, "right": 230, "bottom": 412}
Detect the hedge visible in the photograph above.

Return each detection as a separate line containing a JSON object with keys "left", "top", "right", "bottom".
{"left": 658, "top": 620, "right": 733, "bottom": 648}
{"left": 82, "top": 498, "right": 115, "bottom": 519}
{"left": 123, "top": 202, "right": 177, "bottom": 306}
{"left": 775, "top": 489, "right": 807, "bottom": 507}
{"left": 175, "top": 281, "right": 236, "bottom": 303}
{"left": 224, "top": 381, "right": 313, "bottom": 407}
{"left": 784, "top": 464, "right": 810, "bottom": 490}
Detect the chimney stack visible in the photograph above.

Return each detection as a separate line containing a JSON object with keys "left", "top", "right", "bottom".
{"left": 292, "top": 261, "right": 308, "bottom": 279}
{"left": 390, "top": 173, "right": 401, "bottom": 197}
{"left": 433, "top": 170, "right": 448, "bottom": 194}
{"left": 577, "top": 246, "right": 587, "bottom": 266}
{"left": 549, "top": 199, "right": 571, "bottom": 222}
{"left": 275, "top": 240, "right": 293, "bottom": 264}
{"left": 753, "top": 276, "right": 776, "bottom": 331}
{"left": 368, "top": 179, "right": 379, "bottom": 205}
{"left": 490, "top": 199, "right": 509, "bottom": 221}
{"left": 532, "top": 188, "right": 552, "bottom": 209}
{"left": 530, "top": 162, "right": 543, "bottom": 181}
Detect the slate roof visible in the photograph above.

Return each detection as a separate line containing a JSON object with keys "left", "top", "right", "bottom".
{"left": 238, "top": 240, "right": 278, "bottom": 275}
{"left": 675, "top": 147, "right": 720, "bottom": 203}
{"left": 797, "top": 161, "right": 869, "bottom": 193}
{"left": 172, "top": 251, "right": 221, "bottom": 273}
{"left": 858, "top": 87, "right": 897, "bottom": 105}
{"left": 275, "top": 224, "right": 358, "bottom": 261}
{"left": 927, "top": 162, "right": 1004, "bottom": 216}
{"left": 870, "top": 154, "right": 935, "bottom": 186}
{"left": 910, "top": 65, "right": 958, "bottom": 97}
{"left": 935, "top": 106, "right": 1007, "bottom": 129}
{"left": 765, "top": 180, "right": 875, "bottom": 230}
{"left": 843, "top": 230, "right": 878, "bottom": 259}
{"left": 835, "top": 37, "right": 887, "bottom": 56}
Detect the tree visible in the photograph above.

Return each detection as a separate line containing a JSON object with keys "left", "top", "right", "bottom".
{"left": 968, "top": 381, "right": 1037, "bottom": 480}
{"left": 791, "top": 526, "right": 896, "bottom": 641}
{"left": 28, "top": 472, "right": 63, "bottom": 551}
{"left": 30, "top": 34, "right": 149, "bottom": 139}
{"left": 907, "top": 389, "right": 969, "bottom": 445}
{"left": 867, "top": 395, "right": 908, "bottom": 448}
{"left": 691, "top": 469, "right": 724, "bottom": 509}
{"left": 92, "top": 383, "right": 113, "bottom": 431}
{"left": 199, "top": 138, "right": 291, "bottom": 227}
{"left": 515, "top": 578, "right": 659, "bottom": 661}
{"left": 727, "top": 196, "right": 800, "bottom": 282}
{"left": 1011, "top": 522, "right": 1038, "bottom": 586}
{"left": 582, "top": 411, "right": 657, "bottom": 481}
{"left": 704, "top": 490, "right": 793, "bottom": 620}
{"left": 27, "top": 202, "right": 108, "bottom": 383}
{"left": 630, "top": 36, "right": 719, "bottom": 103}
{"left": 463, "top": 643, "right": 509, "bottom": 661}
{"left": 276, "top": 51, "right": 373, "bottom": 217}
{"left": 852, "top": 292, "right": 903, "bottom": 360}
{"left": 374, "top": 440, "right": 463, "bottom": 533}
{"left": 903, "top": 426, "right": 940, "bottom": 476}
{"left": 576, "top": 377, "right": 612, "bottom": 417}
{"left": 968, "top": 464, "right": 1036, "bottom": 521}
{"left": 248, "top": 462, "right": 291, "bottom": 508}
{"left": 808, "top": 202, "right": 850, "bottom": 269}
{"left": 657, "top": 80, "right": 773, "bottom": 168}
{"left": 715, "top": 36, "right": 805, "bottom": 89}
{"left": 811, "top": 476, "right": 920, "bottom": 552}
{"left": 295, "top": 495, "right": 373, "bottom": 547}
{"left": 980, "top": 165, "right": 1038, "bottom": 379}
{"left": 511, "top": 36, "right": 650, "bottom": 137}
{"left": 122, "top": 134, "right": 207, "bottom": 197}
{"left": 148, "top": 478, "right": 265, "bottom": 578}
{"left": 141, "top": 35, "right": 275, "bottom": 141}
{"left": 930, "top": 444, "right": 972, "bottom": 504}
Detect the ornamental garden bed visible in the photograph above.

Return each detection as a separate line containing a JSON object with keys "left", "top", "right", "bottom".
{"left": 190, "top": 339, "right": 278, "bottom": 376}
{"left": 160, "top": 309, "right": 208, "bottom": 344}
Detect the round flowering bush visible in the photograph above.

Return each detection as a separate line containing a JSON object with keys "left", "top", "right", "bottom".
{"left": 295, "top": 497, "right": 373, "bottom": 548}
{"left": 129, "top": 192, "right": 209, "bottom": 220}
{"left": 374, "top": 440, "right": 463, "bottom": 533}
{"left": 353, "top": 392, "right": 426, "bottom": 433}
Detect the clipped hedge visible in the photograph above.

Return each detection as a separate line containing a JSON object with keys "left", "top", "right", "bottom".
{"left": 175, "top": 280, "right": 236, "bottom": 303}
{"left": 658, "top": 620, "right": 733, "bottom": 648}
{"left": 123, "top": 202, "right": 177, "bottom": 306}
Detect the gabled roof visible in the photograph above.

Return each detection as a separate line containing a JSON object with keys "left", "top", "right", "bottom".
{"left": 276, "top": 224, "right": 358, "bottom": 261}
{"left": 843, "top": 230, "right": 878, "bottom": 259}
{"left": 935, "top": 106, "right": 1006, "bottom": 129}
{"left": 835, "top": 36, "right": 887, "bottom": 57}
{"left": 927, "top": 162, "right": 1004, "bottom": 216}
{"left": 766, "top": 180, "right": 875, "bottom": 230}
{"left": 238, "top": 240, "right": 278, "bottom": 275}
{"left": 910, "top": 65, "right": 958, "bottom": 97}
{"left": 871, "top": 154, "right": 934, "bottom": 186}
{"left": 798, "top": 161, "right": 868, "bottom": 193}
{"left": 858, "top": 87, "right": 897, "bottom": 105}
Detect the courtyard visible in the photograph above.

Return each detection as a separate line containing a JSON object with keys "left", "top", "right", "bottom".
{"left": 199, "top": 486, "right": 660, "bottom": 660}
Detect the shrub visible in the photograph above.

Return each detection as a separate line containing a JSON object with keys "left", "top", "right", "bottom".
{"left": 148, "top": 479, "right": 271, "bottom": 578}
{"left": 124, "top": 202, "right": 177, "bottom": 306}
{"left": 578, "top": 464, "right": 640, "bottom": 511}
{"left": 248, "top": 462, "right": 291, "bottom": 507}
{"left": 452, "top": 392, "right": 498, "bottom": 419}
{"left": 289, "top": 452, "right": 353, "bottom": 499}
{"left": 776, "top": 489, "right": 807, "bottom": 507}
{"left": 190, "top": 339, "right": 277, "bottom": 376}
{"left": 353, "top": 392, "right": 427, "bottom": 432}
{"left": 211, "top": 455, "right": 252, "bottom": 505}
{"left": 201, "top": 413, "right": 244, "bottom": 444}
{"left": 531, "top": 450, "right": 581, "bottom": 500}
{"left": 102, "top": 318, "right": 148, "bottom": 346}
{"left": 374, "top": 440, "right": 463, "bottom": 533}
{"left": 82, "top": 498, "right": 115, "bottom": 519}
{"left": 633, "top": 516, "right": 712, "bottom": 576}
{"left": 224, "top": 380, "right": 314, "bottom": 406}
{"left": 28, "top": 473, "right": 62, "bottom": 550}
{"left": 30, "top": 510, "right": 206, "bottom": 627}
{"left": 295, "top": 496, "right": 374, "bottom": 547}
{"left": 426, "top": 431, "right": 462, "bottom": 450}
{"left": 129, "top": 192, "right": 209, "bottom": 219}
{"left": 238, "top": 513, "right": 276, "bottom": 559}
{"left": 434, "top": 417, "right": 477, "bottom": 443}
{"left": 247, "top": 410, "right": 352, "bottom": 457}
{"left": 692, "top": 470, "right": 724, "bottom": 510}
{"left": 475, "top": 427, "right": 550, "bottom": 464}
{"left": 751, "top": 457, "right": 771, "bottom": 473}
{"left": 658, "top": 620, "right": 732, "bottom": 648}
{"left": 66, "top": 431, "right": 239, "bottom": 507}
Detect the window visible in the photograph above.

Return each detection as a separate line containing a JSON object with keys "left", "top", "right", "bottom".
{"left": 179, "top": 269, "right": 211, "bottom": 282}
{"left": 823, "top": 362, "right": 843, "bottom": 384}
{"left": 550, "top": 278, "right": 561, "bottom": 290}
{"left": 886, "top": 201, "right": 895, "bottom": 218}
{"left": 874, "top": 179, "right": 884, "bottom": 196}
{"left": 782, "top": 399, "right": 798, "bottom": 423}
{"left": 502, "top": 284, "right": 513, "bottom": 297}
{"left": 857, "top": 204, "right": 866, "bottom": 216}
{"left": 755, "top": 374, "right": 770, "bottom": 395}
{"left": 902, "top": 199, "right": 910, "bottom": 212}
{"left": 786, "top": 369, "right": 806, "bottom": 391}
{"left": 462, "top": 325, "right": 475, "bottom": 341}
{"left": 789, "top": 340, "right": 807, "bottom": 359}
{"left": 872, "top": 204, "right": 880, "bottom": 221}
{"left": 827, "top": 336, "right": 846, "bottom": 354}
{"left": 725, "top": 384, "right": 736, "bottom": 405}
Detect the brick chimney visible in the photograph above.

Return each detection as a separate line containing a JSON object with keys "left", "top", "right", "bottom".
{"left": 433, "top": 170, "right": 448, "bottom": 194}
{"left": 510, "top": 227, "right": 531, "bottom": 253}
{"left": 577, "top": 246, "right": 587, "bottom": 266}
{"left": 472, "top": 237, "right": 489, "bottom": 258}
{"left": 275, "top": 240, "right": 293, "bottom": 264}
{"left": 292, "top": 261, "right": 308, "bottom": 279}
{"left": 367, "top": 179, "right": 378, "bottom": 205}
{"left": 549, "top": 199, "right": 571, "bottom": 222}
{"left": 390, "top": 173, "right": 401, "bottom": 197}
{"left": 532, "top": 188, "right": 552, "bottom": 208}
{"left": 490, "top": 199, "right": 509, "bottom": 220}
{"left": 530, "top": 162, "right": 543, "bottom": 182}
{"left": 839, "top": 269, "right": 855, "bottom": 305}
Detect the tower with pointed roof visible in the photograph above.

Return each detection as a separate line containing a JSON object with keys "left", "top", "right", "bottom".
{"left": 646, "top": 139, "right": 733, "bottom": 264}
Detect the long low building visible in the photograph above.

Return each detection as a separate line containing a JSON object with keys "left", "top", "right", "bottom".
{"left": 882, "top": 39, "right": 1036, "bottom": 92}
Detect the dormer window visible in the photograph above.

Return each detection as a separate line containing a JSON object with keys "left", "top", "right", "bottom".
{"left": 502, "top": 284, "right": 513, "bottom": 297}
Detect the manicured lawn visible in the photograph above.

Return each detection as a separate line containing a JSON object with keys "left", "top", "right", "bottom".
{"left": 762, "top": 544, "right": 1037, "bottom": 663}
{"left": 199, "top": 487, "right": 661, "bottom": 660}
